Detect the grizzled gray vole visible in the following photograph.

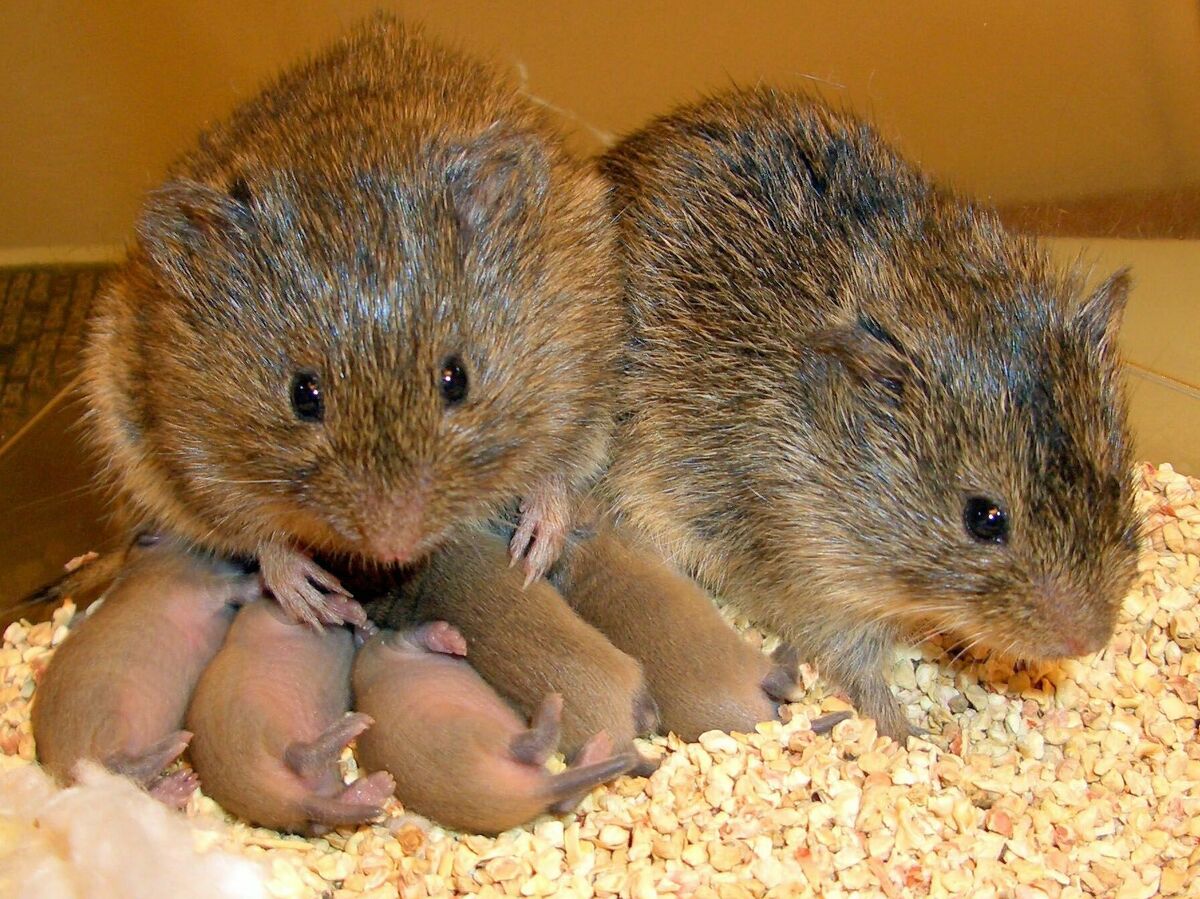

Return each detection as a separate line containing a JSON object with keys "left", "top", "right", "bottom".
{"left": 83, "top": 15, "right": 619, "bottom": 628}
{"left": 598, "top": 87, "right": 1139, "bottom": 740}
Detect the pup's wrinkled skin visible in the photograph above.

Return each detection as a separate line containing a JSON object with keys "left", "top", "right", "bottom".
{"left": 354, "top": 623, "right": 638, "bottom": 834}
{"left": 186, "top": 600, "right": 393, "bottom": 834}
{"left": 554, "top": 518, "right": 797, "bottom": 741}
{"left": 600, "top": 87, "right": 1140, "bottom": 740}
{"left": 83, "top": 15, "right": 620, "bottom": 628}
{"left": 33, "top": 535, "right": 259, "bottom": 805}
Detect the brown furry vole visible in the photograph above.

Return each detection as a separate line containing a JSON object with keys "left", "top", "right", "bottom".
{"left": 354, "top": 623, "right": 637, "bottom": 835}
{"left": 368, "top": 528, "right": 659, "bottom": 762}
{"left": 83, "top": 15, "right": 620, "bottom": 627}
{"left": 599, "top": 88, "right": 1140, "bottom": 740}
{"left": 553, "top": 515, "right": 796, "bottom": 741}
{"left": 32, "top": 534, "right": 259, "bottom": 803}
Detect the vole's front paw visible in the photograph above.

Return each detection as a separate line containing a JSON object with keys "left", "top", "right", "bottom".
{"left": 509, "top": 484, "right": 571, "bottom": 585}
{"left": 259, "top": 547, "right": 361, "bottom": 629}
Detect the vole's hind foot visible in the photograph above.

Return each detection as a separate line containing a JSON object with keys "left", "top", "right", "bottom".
{"left": 259, "top": 546, "right": 356, "bottom": 629}
{"left": 147, "top": 768, "right": 199, "bottom": 809}
{"left": 510, "top": 483, "right": 571, "bottom": 585}
{"left": 547, "top": 731, "right": 639, "bottom": 814}
{"left": 509, "top": 694, "right": 563, "bottom": 765}
{"left": 104, "top": 729, "right": 192, "bottom": 785}
{"left": 413, "top": 620, "right": 468, "bottom": 657}
{"left": 301, "top": 772, "right": 394, "bottom": 829}
{"left": 284, "top": 712, "right": 373, "bottom": 782}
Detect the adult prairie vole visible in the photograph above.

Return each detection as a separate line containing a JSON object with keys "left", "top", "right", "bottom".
{"left": 186, "top": 599, "right": 394, "bottom": 835}
{"left": 599, "top": 88, "right": 1139, "bottom": 740}
{"left": 354, "top": 624, "right": 637, "bottom": 835}
{"left": 83, "top": 16, "right": 619, "bottom": 627}
{"left": 32, "top": 534, "right": 259, "bottom": 803}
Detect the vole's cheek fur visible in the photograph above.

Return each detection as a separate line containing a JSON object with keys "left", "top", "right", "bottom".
{"left": 81, "top": 15, "right": 621, "bottom": 623}
{"left": 598, "top": 87, "right": 1139, "bottom": 742}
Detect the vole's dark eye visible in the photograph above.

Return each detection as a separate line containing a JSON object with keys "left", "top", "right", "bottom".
{"left": 964, "top": 496, "right": 1008, "bottom": 544}
{"left": 290, "top": 371, "right": 323, "bottom": 422}
{"left": 439, "top": 356, "right": 469, "bottom": 406}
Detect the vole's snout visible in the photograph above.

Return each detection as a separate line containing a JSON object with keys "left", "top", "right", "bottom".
{"left": 360, "top": 481, "right": 432, "bottom": 564}
{"left": 360, "top": 496, "right": 427, "bottom": 561}
{"left": 1029, "top": 581, "right": 1116, "bottom": 659}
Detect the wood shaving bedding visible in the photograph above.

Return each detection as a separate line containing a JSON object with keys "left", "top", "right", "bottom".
{"left": 0, "top": 462, "right": 1196, "bottom": 898}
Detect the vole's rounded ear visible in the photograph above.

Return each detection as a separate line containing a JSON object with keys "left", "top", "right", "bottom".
{"left": 444, "top": 127, "right": 551, "bottom": 240}
{"left": 809, "top": 314, "right": 913, "bottom": 407}
{"left": 1074, "top": 268, "right": 1131, "bottom": 355}
{"left": 136, "top": 179, "right": 255, "bottom": 290}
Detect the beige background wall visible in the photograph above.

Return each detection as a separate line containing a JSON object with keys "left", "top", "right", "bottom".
{"left": 1, "top": 0, "right": 1197, "bottom": 471}
{"left": 3, "top": 0, "right": 1199, "bottom": 252}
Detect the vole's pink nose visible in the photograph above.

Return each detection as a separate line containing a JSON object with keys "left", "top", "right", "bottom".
{"left": 361, "top": 490, "right": 428, "bottom": 564}
{"left": 1034, "top": 581, "right": 1114, "bottom": 658}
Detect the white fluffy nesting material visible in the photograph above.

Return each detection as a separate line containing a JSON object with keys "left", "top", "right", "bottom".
{"left": 0, "top": 761, "right": 267, "bottom": 899}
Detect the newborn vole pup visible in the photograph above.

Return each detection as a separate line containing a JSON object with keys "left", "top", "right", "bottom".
{"left": 555, "top": 518, "right": 795, "bottom": 741}
{"left": 369, "top": 529, "right": 658, "bottom": 761}
{"left": 84, "top": 15, "right": 620, "bottom": 627}
{"left": 354, "top": 624, "right": 637, "bottom": 834}
{"left": 600, "top": 88, "right": 1139, "bottom": 740}
{"left": 32, "top": 535, "right": 259, "bottom": 803}
{"left": 186, "top": 600, "right": 394, "bottom": 834}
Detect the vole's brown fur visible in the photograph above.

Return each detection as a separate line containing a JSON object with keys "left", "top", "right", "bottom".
{"left": 553, "top": 516, "right": 796, "bottom": 741}
{"left": 599, "top": 88, "right": 1139, "bottom": 740}
{"left": 354, "top": 624, "right": 638, "bottom": 835}
{"left": 368, "top": 529, "right": 658, "bottom": 760}
{"left": 84, "top": 15, "right": 620, "bottom": 626}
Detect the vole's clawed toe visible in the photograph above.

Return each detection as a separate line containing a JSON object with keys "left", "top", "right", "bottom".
{"left": 509, "top": 694, "right": 563, "bottom": 765}
{"left": 511, "top": 485, "right": 572, "bottom": 583}
{"left": 260, "top": 547, "right": 353, "bottom": 629}
{"left": 147, "top": 769, "right": 199, "bottom": 809}
{"left": 320, "top": 595, "right": 368, "bottom": 628}
{"left": 105, "top": 729, "right": 192, "bottom": 785}
{"left": 284, "top": 712, "right": 373, "bottom": 782}
{"left": 414, "top": 621, "right": 468, "bottom": 657}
